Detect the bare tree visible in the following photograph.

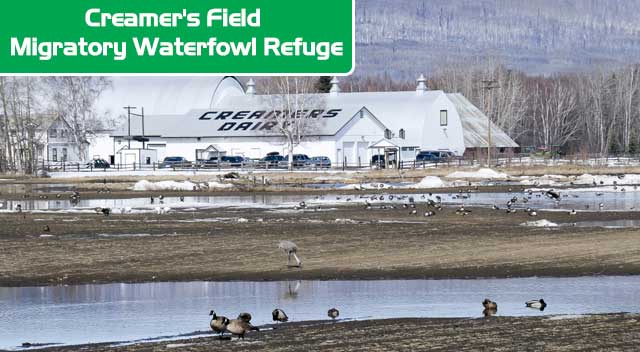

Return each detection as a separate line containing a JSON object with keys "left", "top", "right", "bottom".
{"left": 259, "top": 77, "right": 326, "bottom": 171}
{"left": 44, "top": 77, "right": 111, "bottom": 162}
{"left": 531, "top": 78, "right": 579, "bottom": 150}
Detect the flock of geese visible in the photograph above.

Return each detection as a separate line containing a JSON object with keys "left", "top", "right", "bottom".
{"left": 208, "top": 307, "right": 340, "bottom": 340}
{"left": 209, "top": 298, "right": 548, "bottom": 340}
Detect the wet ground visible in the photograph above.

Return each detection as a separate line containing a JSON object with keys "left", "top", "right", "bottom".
{"left": 27, "top": 314, "right": 640, "bottom": 352}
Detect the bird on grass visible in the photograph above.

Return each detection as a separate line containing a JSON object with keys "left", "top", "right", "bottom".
{"left": 272, "top": 308, "right": 289, "bottom": 325}
{"left": 328, "top": 308, "right": 340, "bottom": 321}
{"left": 226, "top": 312, "right": 259, "bottom": 339}
{"left": 482, "top": 298, "right": 498, "bottom": 310}
{"left": 278, "top": 240, "right": 302, "bottom": 267}
{"left": 526, "top": 299, "right": 547, "bottom": 311}
{"left": 209, "top": 310, "right": 230, "bottom": 339}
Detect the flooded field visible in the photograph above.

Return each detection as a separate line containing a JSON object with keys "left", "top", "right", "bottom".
{"left": 1, "top": 276, "right": 639, "bottom": 350}
{"left": 2, "top": 185, "right": 640, "bottom": 213}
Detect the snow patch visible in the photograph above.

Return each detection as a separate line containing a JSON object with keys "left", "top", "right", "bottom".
{"left": 521, "top": 219, "right": 559, "bottom": 228}
{"left": 446, "top": 168, "right": 509, "bottom": 179}
{"left": 411, "top": 176, "right": 448, "bottom": 188}
{"left": 132, "top": 180, "right": 232, "bottom": 191}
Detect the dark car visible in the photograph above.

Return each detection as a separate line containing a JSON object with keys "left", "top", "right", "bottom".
{"left": 311, "top": 156, "right": 332, "bottom": 168}
{"left": 160, "top": 156, "right": 191, "bottom": 168}
{"left": 287, "top": 154, "right": 312, "bottom": 168}
{"left": 261, "top": 154, "right": 286, "bottom": 168}
{"left": 86, "top": 159, "right": 110, "bottom": 169}
{"left": 416, "top": 151, "right": 453, "bottom": 163}
{"left": 221, "top": 156, "right": 245, "bottom": 167}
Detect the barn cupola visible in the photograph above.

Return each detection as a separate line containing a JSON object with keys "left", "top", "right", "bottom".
{"left": 330, "top": 77, "right": 341, "bottom": 96}
{"left": 246, "top": 78, "right": 256, "bottom": 96}
{"left": 416, "top": 74, "right": 428, "bottom": 95}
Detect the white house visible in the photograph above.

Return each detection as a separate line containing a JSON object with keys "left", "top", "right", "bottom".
{"left": 100, "top": 75, "right": 517, "bottom": 167}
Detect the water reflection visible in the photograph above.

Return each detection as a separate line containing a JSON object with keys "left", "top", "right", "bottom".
{"left": 1, "top": 277, "right": 639, "bottom": 349}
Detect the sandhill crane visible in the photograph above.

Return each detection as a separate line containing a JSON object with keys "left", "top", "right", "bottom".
{"left": 278, "top": 240, "right": 302, "bottom": 267}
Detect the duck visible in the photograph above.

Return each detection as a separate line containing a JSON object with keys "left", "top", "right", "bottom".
{"left": 525, "top": 299, "right": 547, "bottom": 311}
{"left": 328, "top": 308, "right": 340, "bottom": 320}
{"left": 209, "top": 310, "right": 230, "bottom": 338}
{"left": 272, "top": 308, "right": 289, "bottom": 323}
{"left": 482, "top": 298, "right": 498, "bottom": 310}
{"left": 226, "top": 318, "right": 259, "bottom": 339}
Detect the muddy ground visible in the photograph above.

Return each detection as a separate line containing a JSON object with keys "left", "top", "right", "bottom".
{"left": 2, "top": 190, "right": 640, "bottom": 286}
{"left": 36, "top": 314, "right": 640, "bottom": 352}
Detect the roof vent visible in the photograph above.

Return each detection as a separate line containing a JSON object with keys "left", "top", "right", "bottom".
{"left": 416, "top": 74, "right": 427, "bottom": 95}
{"left": 246, "top": 78, "right": 256, "bottom": 96}
{"left": 330, "top": 77, "right": 341, "bottom": 96}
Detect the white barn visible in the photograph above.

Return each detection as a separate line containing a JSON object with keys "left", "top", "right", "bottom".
{"left": 102, "top": 76, "right": 517, "bottom": 167}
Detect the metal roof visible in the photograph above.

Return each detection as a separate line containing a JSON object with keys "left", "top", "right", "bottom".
{"left": 447, "top": 93, "right": 519, "bottom": 148}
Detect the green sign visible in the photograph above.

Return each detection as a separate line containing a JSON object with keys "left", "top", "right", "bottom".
{"left": 0, "top": 0, "right": 354, "bottom": 75}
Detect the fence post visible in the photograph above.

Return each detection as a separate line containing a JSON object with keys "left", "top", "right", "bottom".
{"left": 343, "top": 157, "right": 346, "bottom": 171}
{"left": 358, "top": 156, "right": 361, "bottom": 168}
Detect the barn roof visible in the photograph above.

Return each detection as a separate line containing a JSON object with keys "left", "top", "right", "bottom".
{"left": 447, "top": 93, "right": 519, "bottom": 148}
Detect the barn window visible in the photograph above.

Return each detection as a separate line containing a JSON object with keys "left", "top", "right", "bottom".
{"left": 384, "top": 129, "right": 393, "bottom": 139}
{"left": 399, "top": 129, "right": 406, "bottom": 139}
{"left": 49, "top": 129, "right": 57, "bottom": 138}
{"left": 62, "top": 148, "right": 68, "bottom": 161}
{"left": 52, "top": 148, "right": 58, "bottom": 162}
{"left": 440, "top": 110, "right": 448, "bottom": 126}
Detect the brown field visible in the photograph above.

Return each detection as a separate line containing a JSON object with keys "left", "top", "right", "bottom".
{"left": 2, "top": 196, "right": 640, "bottom": 287}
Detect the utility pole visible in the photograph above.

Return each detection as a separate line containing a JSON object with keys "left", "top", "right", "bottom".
{"left": 123, "top": 106, "right": 137, "bottom": 149}
{"left": 482, "top": 80, "right": 500, "bottom": 167}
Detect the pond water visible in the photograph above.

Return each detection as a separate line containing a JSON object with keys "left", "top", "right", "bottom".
{"left": 1, "top": 276, "right": 639, "bottom": 350}
{"left": 3, "top": 188, "right": 640, "bottom": 213}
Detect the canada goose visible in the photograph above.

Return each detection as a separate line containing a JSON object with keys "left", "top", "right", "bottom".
{"left": 238, "top": 312, "right": 253, "bottom": 323}
{"left": 272, "top": 308, "right": 288, "bottom": 323}
{"left": 569, "top": 209, "right": 577, "bottom": 215}
{"left": 278, "top": 240, "right": 302, "bottom": 267}
{"left": 424, "top": 211, "right": 435, "bottom": 217}
{"left": 209, "top": 310, "right": 230, "bottom": 338}
{"left": 546, "top": 190, "right": 560, "bottom": 200}
{"left": 226, "top": 318, "right": 259, "bottom": 339}
{"left": 42, "top": 225, "right": 50, "bottom": 232}
{"left": 179, "top": 196, "right": 185, "bottom": 202}
{"left": 528, "top": 211, "right": 538, "bottom": 217}
{"left": 16, "top": 204, "right": 22, "bottom": 213}
{"left": 409, "top": 209, "right": 418, "bottom": 215}
{"left": 328, "top": 308, "right": 339, "bottom": 320}
{"left": 525, "top": 299, "right": 547, "bottom": 311}
{"left": 483, "top": 308, "right": 497, "bottom": 317}
{"left": 482, "top": 298, "right": 498, "bottom": 310}
{"left": 101, "top": 208, "right": 111, "bottom": 216}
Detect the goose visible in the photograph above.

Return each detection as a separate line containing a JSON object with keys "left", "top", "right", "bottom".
{"left": 528, "top": 211, "right": 538, "bottom": 217}
{"left": 483, "top": 308, "right": 497, "bottom": 317}
{"left": 209, "top": 310, "right": 230, "bottom": 338}
{"left": 238, "top": 312, "right": 253, "bottom": 323}
{"left": 42, "top": 225, "right": 50, "bottom": 232}
{"left": 482, "top": 298, "right": 498, "bottom": 310}
{"left": 328, "top": 308, "right": 340, "bottom": 320}
{"left": 569, "top": 209, "right": 577, "bottom": 215}
{"left": 179, "top": 196, "right": 185, "bottom": 202}
{"left": 525, "top": 299, "right": 547, "bottom": 311}
{"left": 409, "top": 209, "right": 418, "bottom": 215}
{"left": 546, "top": 190, "right": 560, "bottom": 200}
{"left": 424, "top": 211, "right": 435, "bottom": 217}
{"left": 16, "top": 204, "right": 22, "bottom": 213}
{"left": 272, "top": 308, "right": 288, "bottom": 323}
{"left": 101, "top": 208, "right": 111, "bottom": 216}
{"left": 226, "top": 318, "right": 259, "bottom": 339}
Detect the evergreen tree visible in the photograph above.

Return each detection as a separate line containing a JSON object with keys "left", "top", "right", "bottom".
{"left": 315, "top": 76, "right": 333, "bottom": 93}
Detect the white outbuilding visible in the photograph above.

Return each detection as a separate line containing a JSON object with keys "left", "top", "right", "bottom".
{"left": 104, "top": 76, "right": 517, "bottom": 167}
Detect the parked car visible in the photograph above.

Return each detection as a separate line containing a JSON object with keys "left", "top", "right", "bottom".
{"left": 261, "top": 154, "right": 286, "bottom": 167}
{"left": 221, "top": 156, "right": 245, "bottom": 167}
{"left": 416, "top": 151, "right": 454, "bottom": 163}
{"left": 159, "top": 156, "right": 191, "bottom": 168}
{"left": 311, "top": 156, "right": 332, "bottom": 168}
{"left": 86, "top": 159, "right": 110, "bottom": 169}
{"left": 287, "top": 154, "right": 312, "bottom": 168}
